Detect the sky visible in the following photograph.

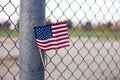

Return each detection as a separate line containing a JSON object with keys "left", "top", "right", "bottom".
{"left": 46, "top": 0, "right": 120, "bottom": 24}
{"left": 0, "top": 0, "right": 19, "bottom": 24}
{"left": 0, "top": 0, "right": 120, "bottom": 25}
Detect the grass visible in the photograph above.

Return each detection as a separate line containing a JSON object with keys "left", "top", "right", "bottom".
{"left": 0, "top": 29, "right": 120, "bottom": 40}
{"left": 0, "top": 29, "right": 19, "bottom": 37}
{"left": 69, "top": 29, "right": 120, "bottom": 40}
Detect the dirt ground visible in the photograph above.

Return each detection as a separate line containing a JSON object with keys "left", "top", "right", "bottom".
{"left": 0, "top": 37, "right": 19, "bottom": 80}
{"left": 0, "top": 37, "right": 120, "bottom": 80}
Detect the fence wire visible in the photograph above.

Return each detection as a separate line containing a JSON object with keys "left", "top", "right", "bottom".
{"left": 0, "top": 0, "right": 120, "bottom": 80}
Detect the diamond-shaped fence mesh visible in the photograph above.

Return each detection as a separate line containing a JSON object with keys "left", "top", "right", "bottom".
{"left": 0, "top": 0, "right": 120, "bottom": 80}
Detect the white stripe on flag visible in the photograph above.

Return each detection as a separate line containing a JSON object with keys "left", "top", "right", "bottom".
{"left": 37, "top": 39, "right": 69, "bottom": 46}
{"left": 37, "top": 43, "right": 70, "bottom": 50}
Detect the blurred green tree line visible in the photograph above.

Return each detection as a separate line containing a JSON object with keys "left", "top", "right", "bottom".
{"left": 46, "top": 19, "right": 118, "bottom": 32}
{"left": 1, "top": 19, "right": 119, "bottom": 32}
{"left": 0, "top": 21, "right": 11, "bottom": 30}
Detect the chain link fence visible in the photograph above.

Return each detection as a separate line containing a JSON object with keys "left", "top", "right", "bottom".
{"left": 0, "top": 0, "right": 120, "bottom": 80}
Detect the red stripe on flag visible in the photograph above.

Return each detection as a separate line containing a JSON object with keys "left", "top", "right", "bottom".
{"left": 38, "top": 45, "right": 69, "bottom": 51}
{"left": 38, "top": 44, "right": 70, "bottom": 51}
{"left": 36, "top": 37, "right": 69, "bottom": 44}
{"left": 53, "top": 33, "right": 68, "bottom": 38}
{"left": 37, "top": 41, "right": 69, "bottom": 47}
{"left": 52, "top": 26, "right": 67, "bottom": 30}
{"left": 52, "top": 30, "right": 68, "bottom": 34}
{"left": 52, "top": 22, "right": 67, "bottom": 26}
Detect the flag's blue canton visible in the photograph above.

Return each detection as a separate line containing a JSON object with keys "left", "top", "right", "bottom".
{"left": 34, "top": 25, "right": 52, "bottom": 40}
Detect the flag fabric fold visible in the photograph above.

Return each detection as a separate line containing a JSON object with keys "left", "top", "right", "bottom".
{"left": 34, "top": 22, "right": 70, "bottom": 51}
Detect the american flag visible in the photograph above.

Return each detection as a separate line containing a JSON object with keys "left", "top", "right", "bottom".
{"left": 34, "top": 22, "right": 70, "bottom": 51}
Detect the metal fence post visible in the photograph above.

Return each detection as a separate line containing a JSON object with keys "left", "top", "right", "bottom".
{"left": 19, "top": 0, "right": 45, "bottom": 80}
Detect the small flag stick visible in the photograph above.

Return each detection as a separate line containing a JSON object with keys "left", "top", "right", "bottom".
{"left": 32, "top": 21, "right": 45, "bottom": 68}
{"left": 39, "top": 50, "right": 45, "bottom": 68}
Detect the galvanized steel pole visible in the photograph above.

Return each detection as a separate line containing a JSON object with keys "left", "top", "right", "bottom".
{"left": 19, "top": 0, "right": 45, "bottom": 80}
